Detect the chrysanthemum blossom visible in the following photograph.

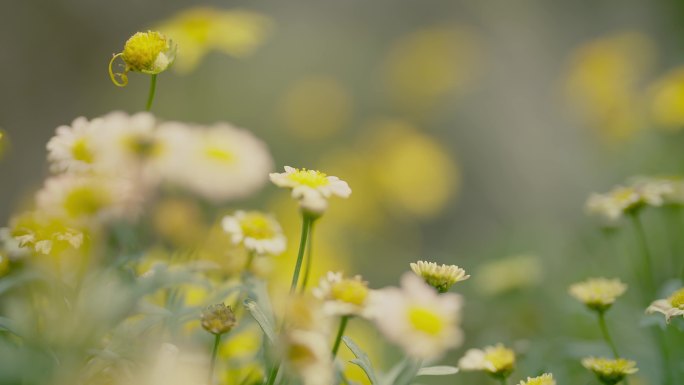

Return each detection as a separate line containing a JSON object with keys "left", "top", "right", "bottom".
{"left": 221, "top": 210, "right": 286, "bottom": 256}
{"left": 109, "top": 31, "right": 176, "bottom": 87}
{"left": 586, "top": 180, "right": 674, "bottom": 222}
{"left": 410, "top": 260, "right": 469, "bottom": 293}
{"left": 369, "top": 272, "right": 463, "bottom": 360}
{"left": 582, "top": 357, "right": 638, "bottom": 385}
{"left": 517, "top": 373, "right": 555, "bottom": 385}
{"left": 269, "top": 166, "right": 351, "bottom": 215}
{"left": 569, "top": 277, "right": 627, "bottom": 312}
{"left": 312, "top": 271, "right": 372, "bottom": 317}
{"left": 47, "top": 116, "right": 101, "bottom": 173}
{"left": 646, "top": 287, "right": 684, "bottom": 323}
{"left": 458, "top": 344, "right": 516, "bottom": 379}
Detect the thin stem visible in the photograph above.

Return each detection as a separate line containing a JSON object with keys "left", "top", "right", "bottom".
{"left": 499, "top": 378, "right": 508, "bottom": 385}
{"left": 331, "top": 316, "right": 349, "bottom": 357}
{"left": 146, "top": 74, "right": 158, "bottom": 111}
{"left": 244, "top": 250, "right": 256, "bottom": 273}
{"left": 208, "top": 334, "right": 222, "bottom": 385}
{"left": 290, "top": 215, "right": 312, "bottom": 294}
{"left": 629, "top": 212, "right": 656, "bottom": 297}
{"left": 265, "top": 364, "right": 280, "bottom": 385}
{"left": 597, "top": 311, "right": 619, "bottom": 358}
{"left": 300, "top": 220, "right": 316, "bottom": 293}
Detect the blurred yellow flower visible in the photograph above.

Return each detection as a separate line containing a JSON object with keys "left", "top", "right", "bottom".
{"left": 569, "top": 277, "right": 626, "bottom": 312}
{"left": 410, "top": 260, "right": 469, "bottom": 293}
{"left": 155, "top": 7, "right": 272, "bottom": 74}
{"left": 582, "top": 357, "right": 638, "bottom": 385}
{"left": 648, "top": 66, "right": 684, "bottom": 131}
{"left": 563, "top": 31, "right": 655, "bottom": 142}
{"left": 153, "top": 198, "right": 206, "bottom": 248}
{"left": 585, "top": 180, "right": 673, "bottom": 222}
{"left": 517, "top": 373, "right": 555, "bottom": 385}
{"left": 312, "top": 271, "right": 371, "bottom": 317}
{"left": 363, "top": 119, "right": 460, "bottom": 218}
{"left": 384, "top": 25, "right": 482, "bottom": 113}
{"left": 474, "top": 254, "right": 542, "bottom": 296}
{"left": 646, "top": 287, "right": 684, "bottom": 323}
{"left": 279, "top": 76, "right": 353, "bottom": 140}
{"left": 459, "top": 344, "right": 516, "bottom": 378}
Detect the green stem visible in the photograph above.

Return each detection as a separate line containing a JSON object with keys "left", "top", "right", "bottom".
{"left": 208, "top": 334, "right": 222, "bottom": 384}
{"left": 499, "top": 378, "right": 508, "bottom": 385}
{"left": 300, "top": 220, "right": 316, "bottom": 293}
{"left": 244, "top": 250, "right": 256, "bottom": 273}
{"left": 265, "top": 364, "right": 280, "bottom": 385}
{"left": 290, "top": 215, "right": 312, "bottom": 294}
{"left": 597, "top": 311, "right": 619, "bottom": 358}
{"left": 630, "top": 212, "right": 656, "bottom": 297}
{"left": 331, "top": 316, "right": 349, "bottom": 357}
{"left": 146, "top": 74, "right": 158, "bottom": 111}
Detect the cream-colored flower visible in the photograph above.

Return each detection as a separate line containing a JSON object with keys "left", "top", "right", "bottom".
{"left": 167, "top": 123, "right": 273, "bottom": 202}
{"left": 46, "top": 116, "right": 101, "bottom": 173}
{"left": 582, "top": 357, "right": 638, "bottom": 385}
{"left": 282, "top": 329, "right": 333, "bottom": 385}
{"left": 35, "top": 174, "right": 140, "bottom": 223}
{"left": 646, "top": 287, "right": 684, "bottom": 323}
{"left": 569, "top": 278, "right": 627, "bottom": 312}
{"left": 312, "top": 271, "right": 371, "bottom": 317}
{"left": 586, "top": 180, "right": 674, "bottom": 221}
{"left": 410, "top": 260, "right": 469, "bottom": 293}
{"left": 270, "top": 166, "right": 351, "bottom": 215}
{"left": 369, "top": 272, "right": 463, "bottom": 360}
{"left": 517, "top": 373, "right": 555, "bottom": 385}
{"left": 221, "top": 210, "right": 286, "bottom": 255}
{"left": 458, "top": 344, "right": 516, "bottom": 378}
{"left": 10, "top": 211, "right": 84, "bottom": 255}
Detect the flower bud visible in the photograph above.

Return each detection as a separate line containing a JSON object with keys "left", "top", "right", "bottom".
{"left": 109, "top": 31, "right": 176, "bottom": 87}
{"left": 200, "top": 303, "right": 237, "bottom": 335}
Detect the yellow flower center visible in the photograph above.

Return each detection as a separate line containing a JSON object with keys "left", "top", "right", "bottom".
{"left": 407, "top": 306, "right": 444, "bottom": 335}
{"left": 485, "top": 347, "right": 516, "bottom": 372}
{"left": 240, "top": 213, "right": 276, "bottom": 239}
{"left": 669, "top": 288, "right": 684, "bottom": 309}
{"left": 63, "top": 185, "right": 110, "bottom": 218}
{"left": 71, "top": 138, "right": 94, "bottom": 163}
{"left": 204, "top": 145, "right": 236, "bottom": 163}
{"left": 123, "top": 135, "right": 162, "bottom": 159}
{"left": 122, "top": 31, "right": 170, "bottom": 72}
{"left": 330, "top": 279, "right": 369, "bottom": 305}
{"left": 287, "top": 169, "right": 330, "bottom": 188}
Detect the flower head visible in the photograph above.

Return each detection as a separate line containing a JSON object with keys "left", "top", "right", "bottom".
{"left": 222, "top": 210, "right": 286, "bottom": 256}
{"left": 10, "top": 211, "right": 84, "bottom": 255}
{"left": 410, "top": 260, "right": 469, "bottom": 293}
{"left": 517, "top": 373, "right": 555, "bottom": 385}
{"left": 569, "top": 277, "right": 626, "bottom": 312}
{"left": 646, "top": 287, "right": 684, "bottom": 323}
{"left": 109, "top": 31, "right": 176, "bottom": 86}
{"left": 282, "top": 329, "right": 333, "bottom": 385}
{"left": 47, "top": 117, "right": 99, "bottom": 173}
{"left": 582, "top": 357, "right": 638, "bottom": 385}
{"left": 459, "top": 344, "right": 516, "bottom": 379}
{"left": 586, "top": 179, "right": 674, "bottom": 222}
{"left": 270, "top": 166, "right": 351, "bottom": 216}
{"left": 369, "top": 273, "right": 463, "bottom": 360}
{"left": 201, "top": 303, "right": 237, "bottom": 335}
{"left": 312, "top": 272, "right": 372, "bottom": 317}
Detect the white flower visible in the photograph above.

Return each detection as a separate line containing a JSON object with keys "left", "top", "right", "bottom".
{"left": 270, "top": 166, "right": 351, "bottom": 215}
{"left": 35, "top": 174, "right": 140, "bottom": 223}
{"left": 586, "top": 179, "right": 674, "bottom": 222}
{"left": 458, "top": 344, "right": 516, "bottom": 377}
{"left": 46, "top": 116, "right": 101, "bottom": 173}
{"left": 312, "top": 271, "right": 372, "bottom": 317}
{"left": 369, "top": 272, "right": 463, "bottom": 360}
{"left": 569, "top": 277, "right": 627, "bottom": 312}
{"left": 646, "top": 287, "right": 684, "bottom": 323}
{"left": 166, "top": 123, "right": 273, "bottom": 202}
{"left": 221, "top": 210, "right": 286, "bottom": 255}
{"left": 410, "top": 260, "right": 469, "bottom": 293}
{"left": 517, "top": 373, "right": 555, "bottom": 385}
{"left": 283, "top": 329, "right": 334, "bottom": 385}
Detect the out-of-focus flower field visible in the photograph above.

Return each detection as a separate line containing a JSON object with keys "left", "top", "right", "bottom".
{"left": 1, "top": 1, "right": 684, "bottom": 384}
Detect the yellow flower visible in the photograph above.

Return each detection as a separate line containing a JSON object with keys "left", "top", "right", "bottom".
{"left": 10, "top": 211, "right": 85, "bottom": 256}
{"left": 569, "top": 278, "right": 627, "bottom": 312}
{"left": 459, "top": 344, "right": 516, "bottom": 379}
{"left": 517, "top": 373, "right": 555, "bottom": 385}
{"left": 410, "top": 260, "right": 469, "bottom": 293}
{"left": 222, "top": 210, "right": 286, "bottom": 256}
{"left": 312, "top": 272, "right": 371, "bottom": 317}
{"left": 109, "top": 31, "right": 176, "bottom": 86}
{"left": 582, "top": 357, "right": 638, "bottom": 385}
{"left": 155, "top": 7, "right": 272, "bottom": 74}
{"left": 648, "top": 66, "right": 684, "bottom": 131}
{"left": 646, "top": 287, "right": 684, "bottom": 323}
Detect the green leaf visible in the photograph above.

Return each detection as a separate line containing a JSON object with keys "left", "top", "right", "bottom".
{"left": 244, "top": 299, "right": 276, "bottom": 343}
{"left": 417, "top": 366, "right": 459, "bottom": 376}
{"left": 342, "top": 336, "right": 379, "bottom": 384}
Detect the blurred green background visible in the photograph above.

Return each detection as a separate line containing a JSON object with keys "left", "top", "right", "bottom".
{"left": 3, "top": 0, "right": 684, "bottom": 383}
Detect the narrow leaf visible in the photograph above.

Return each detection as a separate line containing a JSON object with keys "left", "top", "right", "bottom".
{"left": 417, "top": 366, "right": 459, "bottom": 376}
{"left": 244, "top": 299, "right": 276, "bottom": 343}
{"left": 342, "top": 336, "right": 379, "bottom": 384}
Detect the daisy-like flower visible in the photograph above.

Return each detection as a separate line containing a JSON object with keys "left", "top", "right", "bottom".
{"left": 569, "top": 278, "right": 627, "bottom": 312}
{"left": 109, "top": 30, "right": 176, "bottom": 87}
{"left": 221, "top": 210, "right": 286, "bottom": 255}
{"left": 646, "top": 287, "right": 684, "bottom": 323}
{"left": 458, "top": 344, "right": 516, "bottom": 379}
{"left": 582, "top": 357, "right": 638, "bottom": 385}
{"left": 10, "top": 211, "right": 84, "bottom": 255}
{"left": 283, "top": 329, "right": 334, "bottom": 385}
{"left": 410, "top": 260, "right": 469, "bottom": 293}
{"left": 270, "top": 166, "right": 351, "bottom": 216}
{"left": 369, "top": 272, "right": 463, "bottom": 360}
{"left": 35, "top": 174, "right": 139, "bottom": 223}
{"left": 586, "top": 179, "right": 674, "bottom": 222}
{"left": 46, "top": 116, "right": 102, "bottom": 173}
{"left": 517, "top": 373, "right": 555, "bottom": 385}
{"left": 312, "top": 272, "right": 372, "bottom": 317}
{"left": 167, "top": 123, "right": 273, "bottom": 202}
